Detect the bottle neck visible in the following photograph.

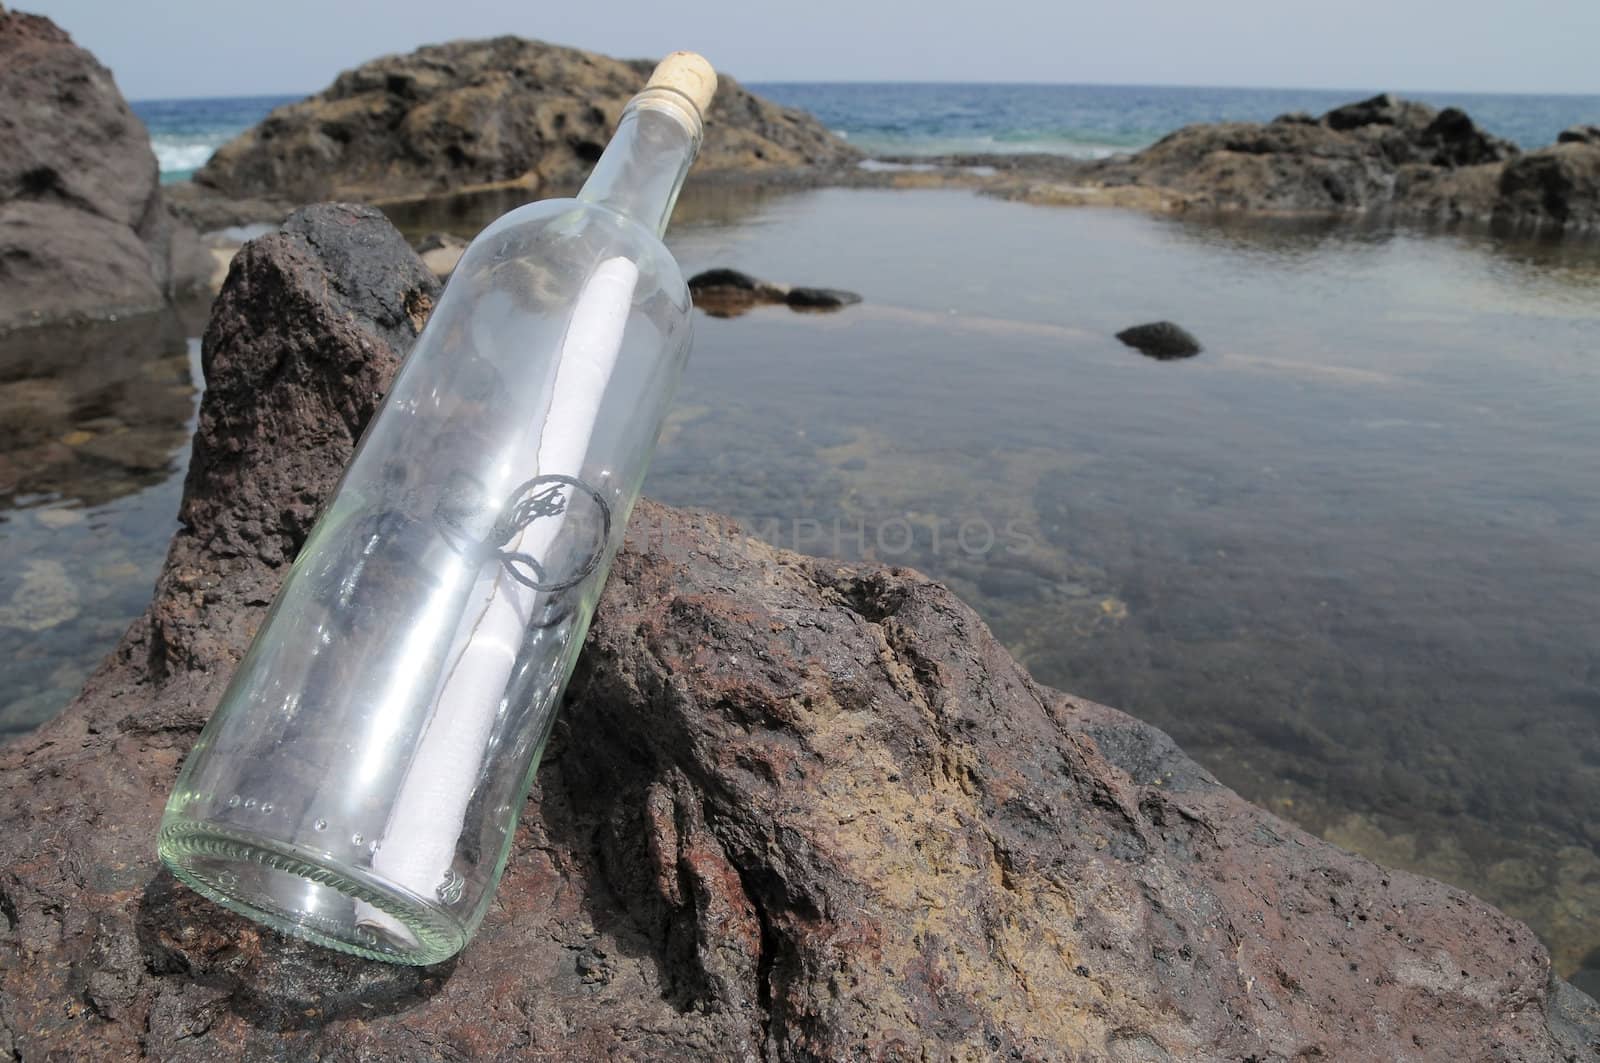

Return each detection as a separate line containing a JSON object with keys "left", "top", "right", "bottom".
{"left": 577, "top": 89, "right": 703, "bottom": 238}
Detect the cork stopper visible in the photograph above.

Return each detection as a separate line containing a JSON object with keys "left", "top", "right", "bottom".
{"left": 645, "top": 51, "right": 717, "bottom": 117}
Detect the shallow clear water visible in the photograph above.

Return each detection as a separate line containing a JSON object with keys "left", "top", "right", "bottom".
{"left": 5, "top": 187, "right": 1598, "bottom": 983}
{"left": 649, "top": 188, "right": 1600, "bottom": 980}
{"left": 0, "top": 309, "right": 204, "bottom": 731}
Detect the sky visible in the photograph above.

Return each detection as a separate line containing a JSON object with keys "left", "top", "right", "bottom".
{"left": 19, "top": 0, "right": 1600, "bottom": 101}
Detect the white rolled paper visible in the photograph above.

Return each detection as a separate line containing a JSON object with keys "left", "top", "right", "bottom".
{"left": 357, "top": 256, "right": 639, "bottom": 943}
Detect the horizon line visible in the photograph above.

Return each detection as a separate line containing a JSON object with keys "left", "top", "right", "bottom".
{"left": 127, "top": 78, "right": 1600, "bottom": 106}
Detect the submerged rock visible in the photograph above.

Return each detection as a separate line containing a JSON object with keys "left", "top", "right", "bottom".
{"left": 0, "top": 309, "right": 196, "bottom": 507}
{"left": 783, "top": 285, "right": 864, "bottom": 309}
{"left": 413, "top": 231, "right": 469, "bottom": 278}
{"left": 688, "top": 266, "right": 861, "bottom": 318}
{"left": 0, "top": 558, "right": 79, "bottom": 632}
{"left": 1, "top": 204, "right": 1596, "bottom": 1060}
{"left": 686, "top": 267, "right": 775, "bottom": 293}
{"left": 0, "top": 8, "right": 210, "bottom": 330}
{"left": 1116, "top": 320, "right": 1203, "bottom": 359}
{"left": 195, "top": 37, "right": 859, "bottom": 204}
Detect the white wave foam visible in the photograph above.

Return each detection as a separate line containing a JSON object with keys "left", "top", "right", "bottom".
{"left": 151, "top": 138, "right": 225, "bottom": 175}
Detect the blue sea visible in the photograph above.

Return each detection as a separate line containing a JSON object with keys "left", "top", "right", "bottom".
{"left": 133, "top": 83, "right": 1600, "bottom": 181}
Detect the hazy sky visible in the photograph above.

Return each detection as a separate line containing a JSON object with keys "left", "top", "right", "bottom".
{"left": 20, "top": 0, "right": 1599, "bottom": 101}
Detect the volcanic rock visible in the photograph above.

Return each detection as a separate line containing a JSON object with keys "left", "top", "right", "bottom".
{"left": 1116, "top": 320, "right": 1203, "bottom": 359}
{"left": 0, "top": 7, "right": 209, "bottom": 330}
{"left": 1495, "top": 141, "right": 1600, "bottom": 231}
{"left": 195, "top": 37, "right": 859, "bottom": 204}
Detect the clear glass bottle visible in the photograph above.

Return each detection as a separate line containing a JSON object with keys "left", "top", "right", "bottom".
{"left": 158, "top": 55, "right": 717, "bottom": 965}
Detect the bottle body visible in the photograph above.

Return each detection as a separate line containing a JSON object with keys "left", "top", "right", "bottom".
{"left": 158, "top": 194, "right": 693, "bottom": 964}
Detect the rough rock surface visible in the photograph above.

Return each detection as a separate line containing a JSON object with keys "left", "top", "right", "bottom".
{"left": 2, "top": 204, "right": 1598, "bottom": 1061}
{"left": 982, "top": 92, "right": 1600, "bottom": 233}
{"left": 1080, "top": 93, "right": 1520, "bottom": 217}
{"left": 1495, "top": 141, "right": 1600, "bottom": 231}
{"left": 0, "top": 6, "right": 209, "bottom": 331}
{"left": 195, "top": 36, "right": 859, "bottom": 204}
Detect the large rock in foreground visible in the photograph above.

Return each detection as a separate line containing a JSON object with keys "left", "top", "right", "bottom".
{"left": 2, "top": 205, "right": 1597, "bottom": 1061}
{"left": 0, "top": 6, "right": 209, "bottom": 331}
{"left": 195, "top": 36, "right": 859, "bottom": 204}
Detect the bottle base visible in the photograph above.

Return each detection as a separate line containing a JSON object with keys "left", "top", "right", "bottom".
{"left": 157, "top": 818, "right": 466, "bottom": 965}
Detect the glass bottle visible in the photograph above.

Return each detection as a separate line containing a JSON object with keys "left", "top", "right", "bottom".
{"left": 157, "top": 54, "right": 717, "bottom": 965}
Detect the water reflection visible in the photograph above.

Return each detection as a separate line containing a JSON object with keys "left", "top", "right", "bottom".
{"left": 1, "top": 312, "right": 196, "bottom": 507}
{"left": 651, "top": 189, "right": 1600, "bottom": 981}
{"left": 0, "top": 310, "right": 202, "bottom": 734}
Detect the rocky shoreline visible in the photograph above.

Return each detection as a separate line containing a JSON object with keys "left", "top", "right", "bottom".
{"left": 2, "top": 201, "right": 1597, "bottom": 1060}
{"left": 981, "top": 94, "right": 1600, "bottom": 232}
{"left": 0, "top": 7, "right": 210, "bottom": 332}
{"left": 191, "top": 36, "right": 858, "bottom": 206}
{"left": 177, "top": 41, "right": 1600, "bottom": 242}
{"left": 6, "top": 15, "right": 1599, "bottom": 328}
{"left": 174, "top": 84, "right": 1600, "bottom": 298}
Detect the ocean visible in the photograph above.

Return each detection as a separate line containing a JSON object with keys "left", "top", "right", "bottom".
{"left": 132, "top": 83, "right": 1600, "bottom": 182}
{"left": 133, "top": 94, "right": 300, "bottom": 181}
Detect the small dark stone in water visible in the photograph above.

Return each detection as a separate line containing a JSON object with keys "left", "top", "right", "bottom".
{"left": 785, "top": 286, "right": 862, "bottom": 310}
{"left": 1115, "top": 321, "right": 1202, "bottom": 360}
{"left": 688, "top": 268, "right": 860, "bottom": 317}
{"left": 687, "top": 268, "right": 764, "bottom": 292}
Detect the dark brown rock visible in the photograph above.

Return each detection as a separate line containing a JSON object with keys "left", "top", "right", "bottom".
{"left": 1495, "top": 142, "right": 1600, "bottom": 230}
{"left": 1008, "top": 93, "right": 1600, "bottom": 230}
{"left": 0, "top": 7, "right": 210, "bottom": 330}
{"left": 688, "top": 267, "right": 861, "bottom": 318}
{"left": 1419, "top": 106, "right": 1521, "bottom": 167}
{"left": 687, "top": 266, "right": 771, "bottom": 293}
{"left": 1077, "top": 94, "right": 1522, "bottom": 218}
{"left": 1116, "top": 320, "right": 1203, "bottom": 360}
{"left": 1557, "top": 124, "right": 1600, "bottom": 146}
{"left": 783, "top": 285, "right": 862, "bottom": 309}
{"left": 1090, "top": 118, "right": 1402, "bottom": 213}
{"left": 1320, "top": 92, "right": 1437, "bottom": 134}
{"left": 1315, "top": 95, "right": 1516, "bottom": 168}
{"left": 2, "top": 203, "right": 1597, "bottom": 1061}
{"left": 195, "top": 36, "right": 859, "bottom": 204}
